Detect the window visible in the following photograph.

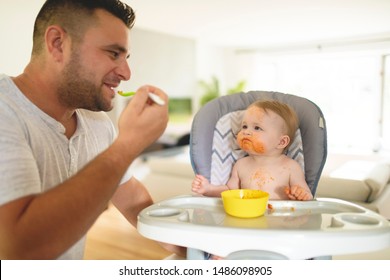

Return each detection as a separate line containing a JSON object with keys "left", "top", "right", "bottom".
{"left": 238, "top": 51, "right": 388, "bottom": 154}
{"left": 382, "top": 55, "right": 390, "bottom": 151}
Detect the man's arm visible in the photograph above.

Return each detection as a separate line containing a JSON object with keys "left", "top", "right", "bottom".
{"left": 0, "top": 141, "right": 132, "bottom": 259}
{"left": 111, "top": 177, "right": 153, "bottom": 227}
{"left": 112, "top": 176, "right": 187, "bottom": 258}
{"left": 0, "top": 86, "right": 168, "bottom": 259}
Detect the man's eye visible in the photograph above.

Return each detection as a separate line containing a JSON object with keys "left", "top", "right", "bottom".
{"left": 109, "top": 51, "right": 120, "bottom": 59}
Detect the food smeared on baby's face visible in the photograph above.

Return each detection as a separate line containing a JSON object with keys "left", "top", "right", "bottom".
{"left": 237, "top": 133, "right": 265, "bottom": 153}
{"left": 237, "top": 106, "right": 268, "bottom": 154}
{"left": 237, "top": 105, "right": 286, "bottom": 155}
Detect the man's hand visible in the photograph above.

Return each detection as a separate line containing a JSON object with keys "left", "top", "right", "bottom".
{"left": 117, "top": 85, "right": 169, "bottom": 157}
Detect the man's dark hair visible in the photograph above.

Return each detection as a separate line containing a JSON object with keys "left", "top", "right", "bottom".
{"left": 32, "top": 0, "right": 135, "bottom": 55}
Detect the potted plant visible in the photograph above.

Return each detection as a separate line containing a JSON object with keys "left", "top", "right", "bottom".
{"left": 199, "top": 76, "right": 246, "bottom": 106}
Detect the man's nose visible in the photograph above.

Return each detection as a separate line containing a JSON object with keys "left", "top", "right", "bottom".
{"left": 116, "top": 60, "right": 131, "bottom": 81}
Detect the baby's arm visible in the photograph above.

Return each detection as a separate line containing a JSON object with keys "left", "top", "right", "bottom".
{"left": 285, "top": 185, "right": 313, "bottom": 200}
{"left": 192, "top": 162, "right": 241, "bottom": 197}
{"left": 191, "top": 174, "right": 229, "bottom": 197}
{"left": 284, "top": 161, "right": 313, "bottom": 201}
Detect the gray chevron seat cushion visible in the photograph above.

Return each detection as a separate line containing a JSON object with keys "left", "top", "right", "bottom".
{"left": 190, "top": 91, "right": 327, "bottom": 194}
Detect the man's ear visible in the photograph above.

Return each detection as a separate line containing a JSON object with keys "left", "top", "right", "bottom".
{"left": 45, "top": 25, "right": 67, "bottom": 62}
{"left": 278, "top": 135, "right": 290, "bottom": 149}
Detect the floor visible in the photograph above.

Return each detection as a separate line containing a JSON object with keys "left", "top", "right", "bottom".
{"left": 83, "top": 203, "right": 172, "bottom": 260}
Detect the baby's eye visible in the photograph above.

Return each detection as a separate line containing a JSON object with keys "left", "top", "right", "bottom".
{"left": 242, "top": 124, "right": 248, "bottom": 129}
{"left": 254, "top": 126, "right": 261, "bottom": 131}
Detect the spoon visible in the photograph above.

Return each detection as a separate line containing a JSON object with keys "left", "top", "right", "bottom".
{"left": 117, "top": 90, "right": 165, "bottom": 106}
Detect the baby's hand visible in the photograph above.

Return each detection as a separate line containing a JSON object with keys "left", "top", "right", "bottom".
{"left": 284, "top": 185, "right": 313, "bottom": 201}
{"left": 191, "top": 174, "right": 211, "bottom": 195}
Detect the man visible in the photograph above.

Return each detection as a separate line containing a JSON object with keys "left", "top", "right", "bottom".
{"left": 0, "top": 0, "right": 180, "bottom": 259}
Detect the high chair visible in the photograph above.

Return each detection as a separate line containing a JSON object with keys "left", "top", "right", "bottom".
{"left": 188, "top": 90, "right": 327, "bottom": 259}
{"left": 137, "top": 91, "right": 390, "bottom": 260}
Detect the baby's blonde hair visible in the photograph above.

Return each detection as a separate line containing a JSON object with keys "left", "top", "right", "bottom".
{"left": 248, "top": 100, "right": 299, "bottom": 151}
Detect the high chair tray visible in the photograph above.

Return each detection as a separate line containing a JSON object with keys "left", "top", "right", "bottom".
{"left": 137, "top": 196, "right": 390, "bottom": 259}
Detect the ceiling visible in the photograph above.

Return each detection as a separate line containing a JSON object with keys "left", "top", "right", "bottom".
{"left": 127, "top": 0, "right": 390, "bottom": 48}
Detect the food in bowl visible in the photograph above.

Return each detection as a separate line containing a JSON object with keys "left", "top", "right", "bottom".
{"left": 221, "top": 189, "right": 269, "bottom": 218}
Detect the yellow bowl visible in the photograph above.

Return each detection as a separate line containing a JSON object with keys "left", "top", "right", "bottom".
{"left": 221, "top": 189, "right": 269, "bottom": 218}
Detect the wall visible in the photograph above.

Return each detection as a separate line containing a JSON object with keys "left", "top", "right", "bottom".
{"left": 0, "top": 0, "right": 45, "bottom": 76}
{"left": 113, "top": 28, "right": 198, "bottom": 124}
{"left": 0, "top": 1, "right": 199, "bottom": 128}
{"left": 129, "top": 28, "right": 196, "bottom": 98}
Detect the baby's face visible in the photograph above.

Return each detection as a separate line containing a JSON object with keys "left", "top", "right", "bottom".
{"left": 237, "top": 106, "right": 286, "bottom": 154}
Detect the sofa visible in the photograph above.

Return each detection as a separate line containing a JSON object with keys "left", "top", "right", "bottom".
{"left": 316, "top": 153, "right": 390, "bottom": 219}
{"left": 136, "top": 146, "right": 194, "bottom": 202}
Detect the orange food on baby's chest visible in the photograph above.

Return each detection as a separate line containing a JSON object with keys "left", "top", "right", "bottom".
{"left": 251, "top": 170, "right": 275, "bottom": 187}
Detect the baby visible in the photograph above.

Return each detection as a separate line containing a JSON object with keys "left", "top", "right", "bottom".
{"left": 192, "top": 100, "right": 313, "bottom": 201}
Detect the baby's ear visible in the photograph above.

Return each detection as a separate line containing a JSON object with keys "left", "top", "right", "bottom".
{"left": 278, "top": 135, "right": 290, "bottom": 149}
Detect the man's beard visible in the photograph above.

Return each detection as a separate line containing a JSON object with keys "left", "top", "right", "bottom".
{"left": 57, "top": 53, "right": 113, "bottom": 112}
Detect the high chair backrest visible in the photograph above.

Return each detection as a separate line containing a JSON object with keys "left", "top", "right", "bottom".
{"left": 190, "top": 91, "right": 327, "bottom": 195}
